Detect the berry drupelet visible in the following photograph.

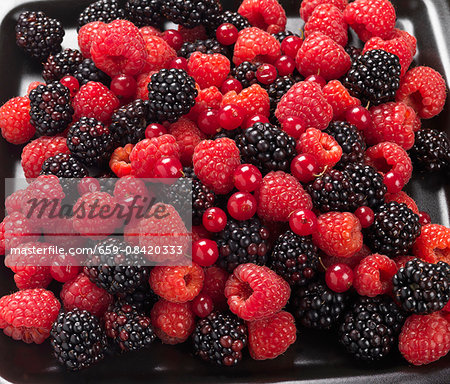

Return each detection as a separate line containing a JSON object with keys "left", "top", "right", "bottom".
{"left": 15, "top": 11, "right": 64, "bottom": 61}
{"left": 29, "top": 82, "right": 74, "bottom": 136}
{"left": 116, "top": 282, "right": 158, "bottom": 313}
{"left": 409, "top": 128, "right": 450, "bottom": 173}
{"left": 125, "top": 0, "right": 163, "bottom": 28}
{"left": 269, "top": 230, "right": 319, "bottom": 286}
{"left": 178, "top": 38, "right": 230, "bottom": 59}
{"left": 192, "top": 311, "right": 247, "bottom": 366}
{"left": 236, "top": 122, "right": 296, "bottom": 175}
{"left": 193, "top": 178, "right": 216, "bottom": 226}
{"left": 324, "top": 121, "right": 366, "bottom": 168}
{"left": 273, "top": 30, "right": 300, "bottom": 43}
{"left": 232, "top": 61, "right": 260, "bottom": 89}
{"left": 41, "top": 153, "right": 89, "bottom": 178}
{"left": 104, "top": 303, "right": 156, "bottom": 352}
{"left": 344, "top": 46, "right": 362, "bottom": 63}
{"left": 218, "top": 10, "right": 250, "bottom": 30}
{"left": 215, "top": 217, "right": 270, "bottom": 273}
{"left": 365, "top": 202, "right": 421, "bottom": 257}
{"left": 42, "top": 49, "right": 84, "bottom": 83}
{"left": 73, "top": 58, "right": 111, "bottom": 87}
{"left": 147, "top": 69, "right": 198, "bottom": 123}
{"left": 161, "top": 0, "right": 222, "bottom": 30}
{"left": 50, "top": 309, "right": 107, "bottom": 371}
{"left": 267, "top": 76, "right": 295, "bottom": 116}
{"left": 393, "top": 258, "right": 450, "bottom": 314}
{"left": 343, "top": 49, "right": 401, "bottom": 106}
{"left": 78, "top": 0, "right": 124, "bottom": 29}
{"left": 338, "top": 296, "right": 406, "bottom": 361}
{"left": 67, "top": 117, "right": 114, "bottom": 166}
{"left": 290, "top": 279, "right": 349, "bottom": 330}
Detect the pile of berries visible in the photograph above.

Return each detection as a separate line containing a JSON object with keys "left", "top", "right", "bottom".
{"left": 0, "top": 0, "right": 449, "bottom": 373}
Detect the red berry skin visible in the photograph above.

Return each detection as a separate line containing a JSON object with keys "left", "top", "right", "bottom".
{"left": 162, "top": 29, "right": 184, "bottom": 51}
{"left": 60, "top": 75, "right": 80, "bottom": 97}
{"left": 152, "top": 156, "right": 183, "bottom": 180}
{"left": 305, "top": 74, "right": 326, "bottom": 88}
{"left": 203, "top": 207, "right": 227, "bottom": 232}
{"left": 243, "top": 115, "right": 270, "bottom": 129}
{"left": 220, "top": 78, "right": 243, "bottom": 94}
{"left": 281, "top": 116, "right": 306, "bottom": 138}
{"left": 290, "top": 153, "right": 319, "bottom": 183}
{"left": 219, "top": 104, "right": 246, "bottom": 130}
{"left": 233, "top": 164, "right": 262, "bottom": 192}
{"left": 110, "top": 74, "right": 137, "bottom": 99}
{"left": 345, "top": 106, "right": 372, "bottom": 131}
{"left": 50, "top": 265, "right": 81, "bottom": 283}
{"left": 256, "top": 64, "right": 278, "bottom": 85}
{"left": 145, "top": 123, "right": 167, "bottom": 139}
{"left": 413, "top": 224, "right": 450, "bottom": 264}
{"left": 197, "top": 109, "right": 221, "bottom": 135}
{"left": 418, "top": 211, "right": 431, "bottom": 226}
{"left": 354, "top": 206, "right": 375, "bottom": 228}
{"left": 216, "top": 23, "right": 238, "bottom": 45}
{"left": 281, "top": 35, "right": 303, "bottom": 58}
{"left": 384, "top": 171, "right": 403, "bottom": 193}
{"left": 289, "top": 209, "right": 317, "bottom": 236}
{"left": 191, "top": 293, "right": 214, "bottom": 318}
{"left": 227, "top": 192, "right": 257, "bottom": 221}
{"left": 77, "top": 177, "right": 101, "bottom": 195}
{"left": 192, "top": 239, "right": 219, "bottom": 267}
{"left": 168, "top": 57, "right": 188, "bottom": 71}
{"left": 325, "top": 263, "right": 354, "bottom": 293}
{"left": 275, "top": 55, "right": 295, "bottom": 76}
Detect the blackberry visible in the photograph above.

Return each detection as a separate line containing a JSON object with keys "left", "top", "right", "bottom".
{"left": 343, "top": 163, "right": 386, "bottom": 209}
{"left": 15, "top": 11, "right": 64, "bottom": 61}
{"left": 73, "top": 58, "right": 111, "bottom": 87}
{"left": 178, "top": 38, "right": 229, "bottom": 59}
{"left": 67, "top": 117, "right": 114, "bottom": 166}
{"left": 290, "top": 279, "right": 349, "bottom": 329}
{"left": 42, "top": 49, "right": 84, "bottom": 83}
{"left": 213, "top": 128, "right": 242, "bottom": 141}
{"left": 218, "top": 10, "right": 250, "bottom": 30}
{"left": 324, "top": 121, "right": 366, "bottom": 168}
{"left": 109, "top": 99, "right": 153, "bottom": 146}
{"left": 269, "top": 230, "right": 319, "bottom": 286}
{"left": 83, "top": 237, "right": 149, "bottom": 295}
{"left": 365, "top": 202, "right": 421, "bottom": 257}
{"left": 267, "top": 76, "right": 295, "bottom": 116}
{"left": 98, "top": 172, "right": 118, "bottom": 194}
{"left": 338, "top": 296, "right": 406, "bottom": 361}
{"left": 147, "top": 69, "right": 197, "bottom": 123}
{"left": 104, "top": 303, "right": 156, "bottom": 352}
{"left": 116, "top": 282, "right": 158, "bottom": 313}
{"left": 232, "top": 61, "right": 259, "bottom": 89}
{"left": 393, "top": 258, "right": 450, "bottom": 314}
{"left": 192, "top": 178, "right": 216, "bottom": 225}
{"left": 29, "top": 82, "right": 74, "bottom": 136}
{"left": 125, "top": 0, "right": 163, "bottom": 28}
{"left": 343, "top": 49, "right": 401, "bottom": 106}
{"left": 273, "top": 30, "right": 299, "bottom": 43}
{"left": 236, "top": 122, "right": 296, "bottom": 174}
{"left": 192, "top": 311, "right": 247, "bottom": 366}
{"left": 306, "top": 169, "right": 362, "bottom": 213}
{"left": 78, "top": 0, "right": 125, "bottom": 29}
{"left": 183, "top": 166, "right": 195, "bottom": 179}
{"left": 162, "top": 0, "right": 222, "bottom": 30}
{"left": 215, "top": 217, "right": 270, "bottom": 273}
{"left": 344, "top": 45, "right": 362, "bottom": 63}
{"left": 50, "top": 309, "right": 107, "bottom": 370}
{"left": 409, "top": 128, "right": 450, "bottom": 172}
{"left": 41, "top": 153, "right": 89, "bottom": 178}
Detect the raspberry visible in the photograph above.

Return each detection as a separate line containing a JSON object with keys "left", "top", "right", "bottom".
{"left": 237, "top": 0, "right": 287, "bottom": 34}
{"left": 247, "top": 311, "right": 296, "bottom": 360}
{"left": 233, "top": 27, "right": 281, "bottom": 66}
{"left": 353, "top": 254, "right": 398, "bottom": 297}
{"left": 221, "top": 84, "right": 270, "bottom": 117}
{"left": 365, "top": 141, "right": 413, "bottom": 187}
{"left": 295, "top": 32, "right": 351, "bottom": 80}
{"left": 304, "top": 4, "right": 347, "bottom": 46}
{"left": 188, "top": 52, "right": 230, "bottom": 89}
{"left": 385, "top": 191, "right": 419, "bottom": 215}
{"left": 389, "top": 28, "right": 417, "bottom": 56}
{"left": 413, "top": 224, "right": 450, "bottom": 264}
{"left": 312, "top": 212, "right": 363, "bottom": 258}
{"left": 60, "top": 273, "right": 112, "bottom": 317}
{"left": 322, "top": 80, "right": 361, "bottom": 119}
{"left": 21, "top": 136, "right": 69, "bottom": 179}
{"left": 193, "top": 138, "right": 241, "bottom": 194}
{"left": 255, "top": 171, "right": 312, "bottom": 222}
{"left": 201, "top": 266, "right": 229, "bottom": 310}
{"left": 396, "top": 66, "right": 447, "bottom": 119}
{"left": 136, "top": 71, "right": 156, "bottom": 100}
{"left": 0, "top": 96, "right": 35, "bottom": 144}
{"left": 2, "top": 212, "right": 39, "bottom": 251}
{"left": 77, "top": 21, "right": 105, "bottom": 59}
{"left": 140, "top": 26, "right": 163, "bottom": 38}
{"left": 0, "top": 289, "right": 60, "bottom": 344}
{"left": 188, "top": 86, "right": 223, "bottom": 120}
{"left": 150, "top": 264, "right": 204, "bottom": 303}
{"left": 224, "top": 263, "right": 290, "bottom": 320}
{"left": 399, "top": 312, "right": 450, "bottom": 366}
{"left": 168, "top": 118, "right": 206, "bottom": 166}
{"left": 275, "top": 81, "right": 333, "bottom": 130}
{"left": 91, "top": 20, "right": 147, "bottom": 76}
{"left": 150, "top": 299, "right": 195, "bottom": 344}
{"left": 300, "top": 0, "right": 348, "bottom": 22}
{"left": 365, "top": 102, "right": 420, "bottom": 150}
{"left": 296, "top": 128, "right": 343, "bottom": 171}
{"left": 5, "top": 189, "right": 26, "bottom": 214}
{"left": 129, "top": 135, "right": 180, "bottom": 178}
{"left": 343, "top": 0, "right": 396, "bottom": 42}
{"left": 141, "top": 34, "right": 176, "bottom": 73}
{"left": 73, "top": 81, "right": 119, "bottom": 124}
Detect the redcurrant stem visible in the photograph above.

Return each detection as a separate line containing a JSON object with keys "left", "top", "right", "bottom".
{"left": 313, "top": 165, "right": 328, "bottom": 178}
{"left": 318, "top": 257, "right": 327, "bottom": 271}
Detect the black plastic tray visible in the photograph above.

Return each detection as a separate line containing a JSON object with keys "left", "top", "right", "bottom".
{"left": 0, "top": 0, "right": 449, "bottom": 383}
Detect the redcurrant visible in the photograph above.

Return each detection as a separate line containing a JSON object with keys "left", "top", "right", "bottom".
{"left": 256, "top": 64, "right": 278, "bottom": 85}
{"left": 281, "top": 35, "right": 303, "bottom": 58}
{"left": 145, "top": 123, "right": 167, "bottom": 139}
{"left": 354, "top": 206, "right": 375, "bottom": 228}
{"left": 191, "top": 293, "right": 214, "bottom": 318}
{"left": 192, "top": 239, "right": 219, "bottom": 267}
{"left": 233, "top": 164, "right": 262, "bottom": 192}
{"left": 289, "top": 209, "right": 317, "bottom": 236}
{"left": 418, "top": 211, "right": 432, "bottom": 226}
{"left": 304, "top": 74, "right": 326, "bottom": 88}
{"left": 60, "top": 75, "right": 80, "bottom": 97}
{"left": 218, "top": 104, "right": 246, "bottom": 130}
{"left": 291, "top": 153, "right": 319, "bottom": 183}
{"left": 242, "top": 114, "right": 270, "bottom": 129}
{"left": 152, "top": 156, "right": 183, "bottom": 179}
{"left": 220, "top": 78, "right": 243, "bottom": 94}
{"left": 281, "top": 116, "right": 306, "bottom": 138}
{"left": 203, "top": 207, "right": 227, "bottom": 232}
{"left": 78, "top": 177, "right": 101, "bottom": 195}
{"left": 274, "top": 55, "right": 295, "bottom": 76}
{"left": 162, "top": 29, "right": 184, "bottom": 51}
{"left": 168, "top": 57, "right": 188, "bottom": 71}
{"left": 216, "top": 23, "right": 238, "bottom": 45}
{"left": 384, "top": 171, "right": 403, "bottom": 193}
{"left": 325, "top": 263, "right": 354, "bottom": 293}
{"left": 227, "top": 192, "right": 257, "bottom": 221}
{"left": 110, "top": 74, "right": 137, "bottom": 99}
{"left": 345, "top": 106, "right": 372, "bottom": 131}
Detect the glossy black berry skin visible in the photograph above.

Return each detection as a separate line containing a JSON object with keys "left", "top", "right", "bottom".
{"left": 409, "top": 128, "right": 450, "bottom": 173}
{"left": 338, "top": 296, "right": 406, "bottom": 361}
{"left": 161, "top": 0, "right": 222, "bottom": 30}
{"left": 147, "top": 69, "right": 198, "bottom": 123}
{"left": 42, "top": 49, "right": 84, "bottom": 83}
{"left": 50, "top": 309, "right": 107, "bottom": 371}
{"left": 41, "top": 153, "right": 89, "bottom": 178}
{"left": 116, "top": 282, "right": 158, "bottom": 313}
{"left": 15, "top": 11, "right": 64, "bottom": 61}
{"left": 125, "top": 0, "right": 163, "bottom": 28}
{"left": 273, "top": 30, "right": 300, "bottom": 43}
{"left": 393, "top": 258, "right": 450, "bottom": 314}
{"left": 232, "top": 61, "right": 259, "bottom": 89}
{"left": 178, "top": 39, "right": 230, "bottom": 59}
{"left": 343, "top": 49, "right": 401, "bottom": 106}
{"left": 344, "top": 45, "right": 362, "bottom": 63}
{"left": 74, "top": 58, "right": 111, "bottom": 87}
{"left": 270, "top": 230, "right": 319, "bottom": 286}
{"left": 192, "top": 178, "right": 216, "bottom": 226}
{"left": 215, "top": 217, "right": 270, "bottom": 273}
{"left": 218, "top": 11, "right": 250, "bottom": 30}
{"left": 192, "top": 311, "right": 247, "bottom": 366}
{"left": 29, "top": 82, "right": 74, "bottom": 136}
{"left": 78, "top": 0, "right": 124, "bottom": 29}
{"left": 267, "top": 76, "right": 294, "bottom": 116}
{"left": 236, "top": 122, "right": 296, "bottom": 175}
